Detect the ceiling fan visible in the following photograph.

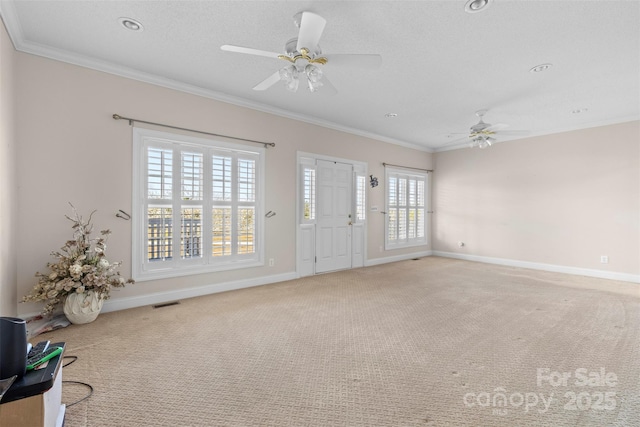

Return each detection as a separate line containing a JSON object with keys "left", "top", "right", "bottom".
{"left": 221, "top": 11, "right": 382, "bottom": 94}
{"left": 447, "top": 110, "right": 529, "bottom": 148}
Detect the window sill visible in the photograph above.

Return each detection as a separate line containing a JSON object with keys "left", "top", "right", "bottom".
{"left": 133, "top": 259, "right": 264, "bottom": 282}
{"left": 384, "top": 241, "right": 428, "bottom": 251}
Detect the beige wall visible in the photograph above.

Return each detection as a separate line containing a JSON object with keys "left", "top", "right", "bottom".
{"left": 0, "top": 19, "right": 17, "bottom": 316}
{"left": 13, "top": 52, "right": 432, "bottom": 316}
{"left": 433, "top": 121, "right": 640, "bottom": 276}
{"left": 10, "top": 39, "right": 637, "bottom": 317}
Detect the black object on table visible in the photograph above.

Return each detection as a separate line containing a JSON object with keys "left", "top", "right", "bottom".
{"left": 1, "top": 342, "right": 65, "bottom": 404}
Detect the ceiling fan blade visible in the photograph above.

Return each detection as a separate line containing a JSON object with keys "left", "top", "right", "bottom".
{"left": 319, "top": 75, "right": 338, "bottom": 95}
{"left": 443, "top": 135, "right": 473, "bottom": 145}
{"left": 253, "top": 71, "right": 282, "bottom": 91}
{"left": 323, "top": 54, "right": 382, "bottom": 69}
{"left": 296, "top": 12, "right": 326, "bottom": 53}
{"left": 494, "top": 130, "right": 530, "bottom": 136}
{"left": 483, "top": 123, "right": 509, "bottom": 132}
{"left": 221, "top": 45, "right": 281, "bottom": 60}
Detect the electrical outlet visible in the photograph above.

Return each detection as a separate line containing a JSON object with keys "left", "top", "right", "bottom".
{"left": 268, "top": 258, "right": 275, "bottom": 267}
{"left": 600, "top": 255, "right": 609, "bottom": 264}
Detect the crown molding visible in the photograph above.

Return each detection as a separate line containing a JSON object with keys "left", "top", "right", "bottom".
{"left": 23, "top": 41, "right": 433, "bottom": 153}
{"left": 1, "top": 3, "right": 432, "bottom": 153}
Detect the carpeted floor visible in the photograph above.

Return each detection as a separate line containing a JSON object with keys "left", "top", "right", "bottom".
{"left": 36, "top": 257, "right": 640, "bottom": 426}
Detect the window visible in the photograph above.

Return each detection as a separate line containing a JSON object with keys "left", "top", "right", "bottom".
{"left": 298, "top": 158, "right": 366, "bottom": 225}
{"left": 385, "top": 167, "right": 427, "bottom": 249}
{"left": 302, "top": 166, "right": 316, "bottom": 221}
{"left": 133, "top": 128, "right": 264, "bottom": 280}
{"left": 355, "top": 174, "right": 366, "bottom": 221}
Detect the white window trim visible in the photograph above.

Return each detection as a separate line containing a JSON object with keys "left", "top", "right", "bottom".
{"left": 132, "top": 127, "right": 265, "bottom": 281}
{"left": 384, "top": 166, "right": 428, "bottom": 250}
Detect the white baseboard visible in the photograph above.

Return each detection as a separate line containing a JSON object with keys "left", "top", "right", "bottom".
{"left": 432, "top": 251, "right": 640, "bottom": 284}
{"left": 365, "top": 250, "right": 433, "bottom": 267}
{"left": 101, "top": 271, "right": 297, "bottom": 314}
{"left": 110, "top": 250, "right": 437, "bottom": 313}
{"left": 30, "top": 250, "right": 636, "bottom": 318}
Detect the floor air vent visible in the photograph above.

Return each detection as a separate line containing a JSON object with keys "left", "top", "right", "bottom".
{"left": 152, "top": 301, "right": 180, "bottom": 309}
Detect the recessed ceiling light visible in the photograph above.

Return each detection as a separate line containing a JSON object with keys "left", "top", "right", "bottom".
{"left": 385, "top": 113, "right": 398, "bottom": 118}
{"left": 465, "top": 0, "right": 492, "bottom": 13}
{"left": 529, "top": 63, "right": 553, "bottom": 73}
{"left": 119, "top": 17, "right": 144, "bottom": 32}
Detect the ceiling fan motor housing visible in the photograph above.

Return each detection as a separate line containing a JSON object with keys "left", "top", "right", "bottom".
{"left": 471, "top": 122, "right": 490, "bottom": 133}
{"left": 284, "top": 38, "right": 321, "bottom": 57}
{"left": 471, "top": 109, "right": 490, "bottom": 132}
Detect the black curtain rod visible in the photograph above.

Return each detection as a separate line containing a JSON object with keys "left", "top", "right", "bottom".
{"left": 112, "top": 114, "right": 276, "bottom": 148}
{"left": 382, "top": 162, "right": 433, "bottom": 173}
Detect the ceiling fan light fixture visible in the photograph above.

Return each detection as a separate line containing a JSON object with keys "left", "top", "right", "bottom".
{"left": 279, "top": 65, "right": 300, "bottom": 92}
{"left": 307, "top": 67, "right": 322, "bottom": 91}
{"left": 465, "top": 0, "right": 492, "bottom": 13}
{"left": 279, "top": 63, "right": 325, "bottom": 93}
{"left": 280, "top": 64, "right": 298, "bottom": 80}
{"left": 471, "top": 135, "right": 492, "bottom": 149}
{"left": 307, "top": 78, "right": 323, "bottom": 92}
{"left": 285, "top": 76, "right": 300, "bottom": 92}
{"left": 305, "top": 64, "right": 323, "bottom": 83}
{"left": 305, "top": 65, "right": 324, "bottom": 92}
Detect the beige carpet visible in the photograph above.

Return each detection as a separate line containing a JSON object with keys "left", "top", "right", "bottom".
{"left": 36, "top": 257, "right": 640, "bottom": 426}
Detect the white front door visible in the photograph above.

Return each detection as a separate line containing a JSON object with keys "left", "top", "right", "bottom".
{"left": 315, "top": 160, "right": 352, "bottom": 273}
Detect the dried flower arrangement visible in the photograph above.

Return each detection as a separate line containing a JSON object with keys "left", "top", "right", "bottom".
{"left": 22, "top": 204, "right": 134, "bottom": 316}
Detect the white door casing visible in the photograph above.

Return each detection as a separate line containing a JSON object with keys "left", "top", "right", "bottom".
{"left": 296, "top": 152, "right": 367, "bottom": 277}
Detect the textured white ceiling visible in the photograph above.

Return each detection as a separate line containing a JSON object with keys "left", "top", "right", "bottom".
{"left": 1, "top": 0, "right": 638, "bottom": 151}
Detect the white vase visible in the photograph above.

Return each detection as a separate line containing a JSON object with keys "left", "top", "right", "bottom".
{"left": 63, "top": 290, "right": 104, "bottom": 324}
